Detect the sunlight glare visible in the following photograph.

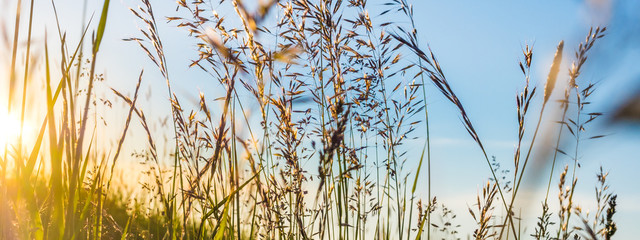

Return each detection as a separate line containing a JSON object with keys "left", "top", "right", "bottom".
{"left": 0, "top": 109, "right": 33, "bottom": 153}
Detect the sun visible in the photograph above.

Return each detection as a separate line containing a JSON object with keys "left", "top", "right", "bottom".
{"left": 0, "top": 110, "right": 33, "bottom": 154}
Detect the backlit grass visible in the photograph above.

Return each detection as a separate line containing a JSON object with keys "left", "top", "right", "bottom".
{"left": 0, "top": 0, "right": 622, "bottom": 239}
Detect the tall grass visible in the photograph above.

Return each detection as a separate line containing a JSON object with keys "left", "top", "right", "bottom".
{"left": 0, "top": 0, "right": 622, "bottom": 239}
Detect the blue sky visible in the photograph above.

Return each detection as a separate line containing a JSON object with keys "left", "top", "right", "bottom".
{"left": 3, "top": 0, "right": 639, "bottom": 238}
{"left": 403, "top": 0, "right": 640, "bottom": 237}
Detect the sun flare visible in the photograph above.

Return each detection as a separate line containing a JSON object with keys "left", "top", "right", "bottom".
{"left": 0, "top": 109, "right": 33, "bottom": 153}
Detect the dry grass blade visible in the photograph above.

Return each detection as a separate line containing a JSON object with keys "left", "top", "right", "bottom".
{"left": 543, "top": 40, "right": 564, "bottom": 105}
{"left": 109, "top": 70, "right": 144, "bottom": 174}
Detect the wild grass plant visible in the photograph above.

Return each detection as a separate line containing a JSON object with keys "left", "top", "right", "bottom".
{"left": 0, "top": 0, "right": 623, "bottom": 239}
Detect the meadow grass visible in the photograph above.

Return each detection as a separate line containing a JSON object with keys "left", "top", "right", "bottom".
{"left": 0, "top": 0, "right": 620, "bottom": 239}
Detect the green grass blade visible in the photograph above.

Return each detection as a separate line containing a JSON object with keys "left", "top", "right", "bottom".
{"left": 214, "top": 167, "right": 261, "bottom": 210}
{"left": 120, "top": 215, "right": 133, "bottom": 240}
{"left": 412, "top": 143, "right": 427, "bottom": 194}
{"left": 93, "top": 0, "right": 111, "bottom": 53}
{"left": 213, "top": 200, "right": 231, "bottom": 240}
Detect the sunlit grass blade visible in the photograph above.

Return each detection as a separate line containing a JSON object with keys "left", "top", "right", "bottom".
{"left": 213, "top": 200, "right": 231, "bottom": 240}
{"left": 44, "top": 33, "right": 65, "bottom": 240}
{"left": 93, "top": 0, "right": 111, "bottom": 53}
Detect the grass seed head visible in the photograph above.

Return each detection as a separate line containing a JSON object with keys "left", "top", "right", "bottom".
{"left": 544, "top": 40, "right": 564, "bottom": 105}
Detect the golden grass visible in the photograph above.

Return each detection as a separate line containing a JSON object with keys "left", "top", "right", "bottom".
{"left": 0, "top": 0, "right": 620, "bottom": 239}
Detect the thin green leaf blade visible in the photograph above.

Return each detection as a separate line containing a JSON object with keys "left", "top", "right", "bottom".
{"left": 93, "top": 0, "right": 111, "bottom": 53}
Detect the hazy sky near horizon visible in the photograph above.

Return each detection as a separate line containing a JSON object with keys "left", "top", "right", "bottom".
{"left": 2, "top": 0, "right": 639, "bottom": 238}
